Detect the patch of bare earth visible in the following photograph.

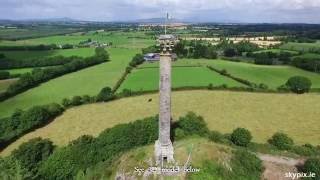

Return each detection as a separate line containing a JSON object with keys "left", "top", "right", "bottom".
{"left": 258, "top": 154, "right": 305, "bottom": 180}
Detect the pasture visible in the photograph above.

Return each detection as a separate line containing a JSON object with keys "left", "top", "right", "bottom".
{"left": 0, "top": 48, "right": 139, "bottom": 118}
{"left": 139, "top": 59, "right": 320, "bottom": 89}
{"left": 118, "top": 66, "right": 245, "bottom": 91}
{"left": 2, "top": 90, "right": 319, "bottom": 156}
{"left": 0, "top": 47, "right": 96, "bottom": 60}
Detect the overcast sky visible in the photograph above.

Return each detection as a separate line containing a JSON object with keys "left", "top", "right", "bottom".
{"left": 1, "top": 0, "right": 320, "bottom": 23}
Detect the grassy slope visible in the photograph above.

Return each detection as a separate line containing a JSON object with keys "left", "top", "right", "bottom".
{"left": 0, "top": 48, "right": 139, "bottom": 118}
{"left": 2, "top": 90, "right": 319, "bottom": 156}
{"left": 139, "top": 59, "right": 320, "bottom": 89}
{"left": 0, "top": 48, "right": 96, "bottom": 60}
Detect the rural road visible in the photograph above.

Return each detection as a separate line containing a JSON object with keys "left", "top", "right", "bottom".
{"left": 257, "top": 153, "right": 305, "bottom": 180}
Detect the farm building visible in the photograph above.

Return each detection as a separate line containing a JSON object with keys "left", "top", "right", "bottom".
{"left": 144, "top": 53, "right": 177, "bottom": 62}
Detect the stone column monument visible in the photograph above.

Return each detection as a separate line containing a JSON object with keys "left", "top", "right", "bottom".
{"left": 155, "top": 35, "right": 176, "bottom": 166}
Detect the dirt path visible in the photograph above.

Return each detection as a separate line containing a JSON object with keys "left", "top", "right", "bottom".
{"left": 257, "top": 154, "right": 305, "bottom": 180}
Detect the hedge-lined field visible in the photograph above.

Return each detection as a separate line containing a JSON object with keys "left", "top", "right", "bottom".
{"left": 0, "top": 31, "right": 154, "bottom": 49}
{"left": 140, "top": 59, "right": 320, "bottom": 89}
{"left": 0, "top": 48, "right": 96, "bottom": 60}
{"left": 2, "top": 90, "right": 319, "bottom": 156}
{"left": 0, "top": 48, "right": 139, "bottom": 118}
{"left": 209, "top": 60, "right": 320, "bottom": 89}
{"left": 119, "top": 66, "right": 245, "bottom": 91}
{"left": 280, "top": 41, "right": 320, "bottom": 52}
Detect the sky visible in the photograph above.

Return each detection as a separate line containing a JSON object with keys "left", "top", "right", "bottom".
{"left": 1, "top": 0, "right": 320, "bottom": 23}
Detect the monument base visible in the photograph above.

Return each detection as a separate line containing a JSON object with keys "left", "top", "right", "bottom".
{"left": 155, "top": 140, "right": 174, "bottom": 166}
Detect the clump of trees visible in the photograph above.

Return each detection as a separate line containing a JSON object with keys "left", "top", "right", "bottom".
{"left": 38, "top": 116, "right": 159, "bottom": 179}
{"left": 11, "top": 138, "right": 54, "bottom": 179}
{"left": 302, "top": 158, "right": 320, "bottom": 179}
{"left": 0, "top": 103, "right": 64, "bottom": 149}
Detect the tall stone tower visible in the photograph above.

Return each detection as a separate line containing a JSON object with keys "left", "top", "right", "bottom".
{"left": 155, "top": 34, "right": 177, "bottom": 166}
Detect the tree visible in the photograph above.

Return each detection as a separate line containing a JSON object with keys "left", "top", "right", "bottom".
{"left": 96, "top": 87, "right": 114, "bottom": 102}
{"left": 285, "top": 76, "right": 312, "bottom": 94}
{"left": 230, "top": 128, "right": 252, "bottom": 147}
{"left": 224, "top": 48, "right": 237, "bottom": 57}
{"left": 0, "top": 71, "right": 10, "bottom": 80}
{"left": 268, "top": 132, "right": 294, "bottom": 150}
{"left": 95, "top": 47, "right": 109, "bottom": 61}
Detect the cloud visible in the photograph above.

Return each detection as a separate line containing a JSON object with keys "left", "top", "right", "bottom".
{"left": 0, "top": 0, "right": 319, "bottom": 23}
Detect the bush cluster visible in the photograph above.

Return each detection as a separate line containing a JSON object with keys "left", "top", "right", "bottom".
{"left": 62, "top": 95, "right": 96, "bottom": 108}
{"left": 0, "top": 103, "right": 64, "bottom": 149}
{"left": 302, "top": 158, "right": 320, "bottom": 179}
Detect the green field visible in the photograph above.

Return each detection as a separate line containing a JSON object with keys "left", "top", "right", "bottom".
{"left": 253, "top": 49, "right": 299, "bottom": 55}
{"left": 0, "top": 48, "right": 139, "bottom": 118}
{"left": 0, "top": 79, "right": 17, "bottom": 93}
{"left": 119, "top": 66, "right": 245, "bottom": 91}
{"left": 2, "top": 90, "right": 319, "bottom": 156}
{"left": 0, "top": 47, "right": 96, "bottom": 60}
{"left": 280, "top": 41, "right": 320, "bottom": 52}
{"left": 0, "top": 31, "right": 154, "bottom": 49}
{"left": 139, "top": 59, "right": 320, "bottom": 89}
{"left": 293, "top": 53, "right": 320, "bottom": 59}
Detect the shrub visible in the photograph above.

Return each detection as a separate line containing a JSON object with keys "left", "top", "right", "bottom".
{"left": 209, "top": 130, "right": 224, "bottom": 143}
{"left": 62, "top": 98, "right": 72, "bottom": 108}
{"left": 302, "top": 158, "right": 320, "bottom": 179}
{"left": 230, "top": 128, "right": 252, "bottom": 147}
{"left": 121, "top": 89, "right": 133, "bottom": 97}
{"left": 268, "top": 132, "right": 294, "bottom": 150}
{"left": 96, "top": 87, "right": 114, "bottom": 102}
{"left": 174, "top": 128, "right": 186, "bottom": 140}
{"left": 230, "top": 150, "right": 263, "bottom": 180}
{"left": 71, "top": 96, "right": 82, "bottom": 106}
{"left": 177, "top": 112, "right": 209, "bottom": 136}
{"left": 285, "top": 76, "right": 312, "bottom": 94}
